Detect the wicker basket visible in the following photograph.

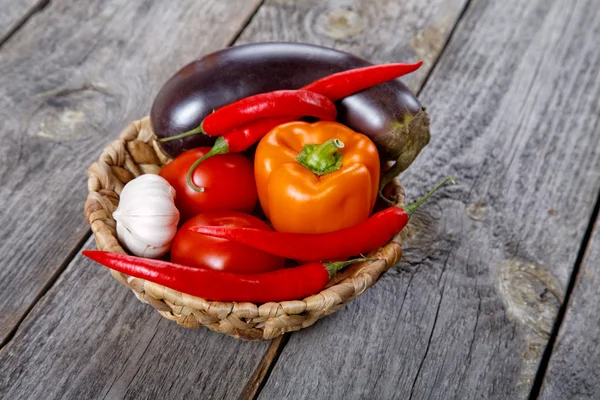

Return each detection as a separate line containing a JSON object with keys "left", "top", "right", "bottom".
{"left": 84, "top": 117, "right": 405, "bottom": 341}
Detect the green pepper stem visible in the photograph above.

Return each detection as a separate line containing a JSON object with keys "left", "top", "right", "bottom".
{"left": 186, "top": 137, "right": 230, "bottom": 192}
{"left": 325, "top": 258, "right": 378, "bottom": 279}
{"left": 402, "top": 177, "right": 456, "bottom": 215}
{"left": 297, "top": 138, "right": 345, "bottom": 175}
{"left": 158, "top": 123, "right": 206, "bottom": 143}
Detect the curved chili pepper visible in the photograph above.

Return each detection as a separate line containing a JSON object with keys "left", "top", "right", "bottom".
{"left": 83, "top": 250, "right": 372, "bottom": 303}
{"left": 190, "top": 177, "right": 455, "bottom": 260}
{"left": 200, "top": 90, "right": 336, "bottom": 137}
{"left": 302, "top": 61, "right": 422, "bottom": 102}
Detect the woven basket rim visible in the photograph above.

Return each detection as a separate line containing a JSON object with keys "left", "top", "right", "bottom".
{"left": 84, "top": 117, "right": 405, "bottom": 340}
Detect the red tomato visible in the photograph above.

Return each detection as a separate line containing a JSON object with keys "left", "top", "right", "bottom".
{"left": 159, "top": 148, "right": 258, "bottom": 222}
{"left": 170, "top": 211, "right": 285, "bottom": 274}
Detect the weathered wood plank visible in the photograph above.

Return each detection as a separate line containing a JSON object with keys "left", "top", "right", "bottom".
{"left": 0, "top": 0, "right": 46, "bottom": 44}
{"left": 0, "top": 238, "right": 272, "bottom": 399}
{"left": 540, "top": 213, "right": 600, "bottom": 399}
{"left": 251, "top": 0, "right": 600, "bottom": 398}
{"left": 0, "top": 0, "right": 262, "bottom": 346}
{"left": 235, "top": 0, "right": 469, "bottom": 93}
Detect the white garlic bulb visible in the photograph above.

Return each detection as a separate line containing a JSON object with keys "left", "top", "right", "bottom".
{"left": 113, "top": 174, "right": 180, "bottom": 258}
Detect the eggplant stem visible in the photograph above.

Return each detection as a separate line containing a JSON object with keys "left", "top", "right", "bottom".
{"left": 379, "top": 161, "right": 405, "bottom": 192}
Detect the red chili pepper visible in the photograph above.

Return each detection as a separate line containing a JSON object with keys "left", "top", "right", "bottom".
{"left": 221, "top": 117, "right": 298, "bottom": 153}
{"left": 190, "top": 177, "right": 455, "bottom": 261}
{"left": 184, "top": 117, "right": 297, "bottom": 177}
{"left": 200, "top": 90, "right": 336, "bottom": 137}
{"left": 163, "top": 62, "right": 423, "bottom": 169}
{"left": 302, "top": 61, "right": 422, "bottom": 102}
{"left": 83, "top": 250, "right": 372, "bottom": 303}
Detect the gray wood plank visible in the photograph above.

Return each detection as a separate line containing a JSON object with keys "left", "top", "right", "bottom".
{"left": 0, "top": 237, "right": 272, "bottom": 399}
{"left": 0, "top": 0, "right": 261, "bottom": 346}
{"left": 0, "top": 0, "right": 45, "bottom": 44}
{"left": 251, "top": 0, "right": 600, "bottom": 398}
{"left": 235, "top": 0, "right": 469, "bottom": 93}
{"left": 540, "top": 215, "right": 600, "bottom": 399}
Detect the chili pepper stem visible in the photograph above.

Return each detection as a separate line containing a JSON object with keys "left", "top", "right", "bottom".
{"left": 297, "top": 138, "right": 345, "bottom": 175}
{"left": 402, "top": 177, "right": 456, "bottom": 215}
{"left": 158, "top": 124, "right": 206, "bottom": 142}
{"left": 325, "top": 258, "right": 377, "bottom": 279}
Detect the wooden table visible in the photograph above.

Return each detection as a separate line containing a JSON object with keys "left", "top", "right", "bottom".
{"left": 1, "top": 0, "right": 599, "bottom": 398}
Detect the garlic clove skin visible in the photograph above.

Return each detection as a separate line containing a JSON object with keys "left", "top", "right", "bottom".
{"left": 113, "top": 174, "right": 180, "bottom": 259}
{"left": 116, "top": 222, "right": 172, "bottom": 259}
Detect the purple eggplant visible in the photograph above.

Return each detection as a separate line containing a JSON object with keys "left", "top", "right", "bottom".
{"left": 151, "top": 42, "right": 429, "bottom": 182}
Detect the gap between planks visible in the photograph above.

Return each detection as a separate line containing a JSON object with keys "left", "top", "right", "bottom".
{"left": 416, "top": 0, "right": 471, "bottom": 98}
{"left": 0, "top": 0, "right": 50, "bottom": 48}
{"left": 238, "top": 334, "right": 290, "bottom": 400}
{"left": 528, "top": 187, "right": 600, "bottom": 399}
{"left": 226, "top": 0, "right": 266, "bottom": 48}
{"left": 404, "top": 0, "right": 471, "bottom": 394}
{"left": 0, "top": 231, "right": 92, "bottom": 351}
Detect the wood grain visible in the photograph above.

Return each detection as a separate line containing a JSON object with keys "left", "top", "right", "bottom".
{"left": 251, "top": 0, "right": 600, "bottom": 398}
{"left": 235, "top": 0, "right": 469, "bottom": 93}
{"left": 0, "top": 0, "right": 261, "bottom": 346}
{"left": 234, "top": 0, "right": 468, "bottom": 395}
{"left": 0, "top": 237, "right": 271, "bottom": 399}
{"left": 0, "top": 0, "right": 46, "bottom": 44}
{"left": 540, "top": 214, "right": 600, "bottom": 399}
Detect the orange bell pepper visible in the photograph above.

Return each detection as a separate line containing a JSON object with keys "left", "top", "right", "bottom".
{"left": 255, "top": 121, "right": 380, "bottom": 234}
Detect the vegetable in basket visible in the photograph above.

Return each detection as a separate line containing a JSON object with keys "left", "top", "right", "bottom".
{"left": 171, "top": 211, "right": 284, "bottom": 274}
{"left": 112, "top": 174, "right": 179, "bottom": 258}
{"left": 190, "top": 178, "right": 456, "bottom": 261}
{"left": 151, "top": 43, "right": 430, "bottom": 185}
{"left": 254, "top": 121, "right": 380, "bottom": 234}
{"left": 158, "top": 148, "right": 257, "bottom": 222}
{"left": 83, "top": 250, "right": 373, "bottom": 303}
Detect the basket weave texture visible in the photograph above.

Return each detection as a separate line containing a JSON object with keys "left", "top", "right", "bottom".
{"left": 85, "top": 117, "right": 405, "bottom": 341}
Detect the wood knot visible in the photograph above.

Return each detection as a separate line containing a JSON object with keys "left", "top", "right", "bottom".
{"left": 496, "top": 258, "right": 562, "bottom": 338}
{"left": 30, "top": 84, "right": 113, "bottom": 140}
{"left": 315, "top": 7, "right": 365, "bottom": 40}
{"left": 465, "top": 203, "right": 487, "bottom": 221}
